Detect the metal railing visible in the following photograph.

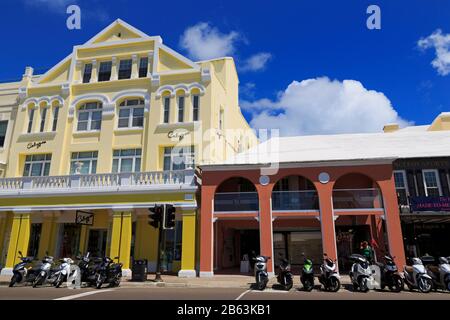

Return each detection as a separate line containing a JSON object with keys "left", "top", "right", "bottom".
{"left": 272, "top": 190, "right": 319, "bottom": 211}
{"left": 214, "top": 192, "right": 259, "bottom": 212}
{"left": 333, "top": 188, "right": 383, "bottom": 210}
{"left": 0, "top": 169, "right": 195, "bottom": 194}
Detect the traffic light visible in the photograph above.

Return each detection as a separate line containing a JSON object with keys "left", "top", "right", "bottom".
{"left": 163, "top": 204, "right": 176, "bottom": 230}
{"left": 148, "top": 205, "right": 163, "bottom": 229}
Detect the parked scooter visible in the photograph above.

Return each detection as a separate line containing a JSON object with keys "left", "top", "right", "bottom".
{"left": 318, "top": 253, "right": 340, "bottom": 292}
{"left": 253, "top": 255, "right": 270, "bottom": 291}
{"left": 9, "top": 251, "right": 34, "bottom": 287}
{"left": 403, "top": 257, "right": 433, "bottom": 293}
{"left": 48, "top": 258, "right": 75, "bottom": 288}
{"left": 93, "top": 256, "right": 123, "bottom": 289}
{"left": 276, "top": 258, "right": 293, "bottom": 291}
{"left": 76, "top": 252, "right": 96, "bottom": 286}
{"left": 426, "top": 257, "right": 450, "bottom": 292}
{"left": 32, "top": 254, "right": 55, "bottom": 288}
{"left": 300, "top": 256, "right": 314, "bottom": 291}
{"left": 349, "top": 254, "right": 373, "bottom": 292}
{"left": 377, "top": 255, "right": 404, "bottom": 292}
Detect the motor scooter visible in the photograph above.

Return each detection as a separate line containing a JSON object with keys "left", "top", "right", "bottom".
{"left": 48, "top": 258, "right": 75, "bottom": 288}
{"left": 377, "top": 255, "right": 404, "bottom": 292}
{"left": 32, "top": 254, "right": 55, "bottom": 288}
{"left": 426, "top": 257, "right": 450, "bottom": 292}
{"left": 403, "top": 257, "right": 433, "bottom": 293}
{"left": 349, "top": 254, "right": 373, "bottom": 292}
{"left": 9, "top": 251, "right": 34, "bottom": 287}
{"left": 93, "top": 256, "right": 123, "bottom": 289}
{"left": 300, "top": 256, "right": 314, "bottom": 291}
{"left": 318, "top": 253, "right": 340, "bottom": 292}
{"left": 276, "top": 258, "right": 293, "bottom": 291}
{"left": 253, "top": 255, "right": 270, "bottom": 291}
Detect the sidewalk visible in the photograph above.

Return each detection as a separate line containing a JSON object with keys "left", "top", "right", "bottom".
{"left": 0, "top": 274, "right": 351, "bottom": 288}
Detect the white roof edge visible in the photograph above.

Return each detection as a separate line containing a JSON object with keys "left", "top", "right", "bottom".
{"left": 196, "top": 57, "right": 234, "bottom": 64}
{"left": 84, "top": 18, "right": 152, "bottom": 45}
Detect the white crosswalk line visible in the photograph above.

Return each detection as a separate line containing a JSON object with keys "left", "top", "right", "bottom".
{"left": 54, "top": 289, "right": 115, "bottom": 300}
{"left": 235, "top": 289, "right": 252, "bottom": 300}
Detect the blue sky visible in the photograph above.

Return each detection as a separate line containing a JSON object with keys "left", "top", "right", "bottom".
{"left": 1, "top": 0, "right": 450, "bottom": 135}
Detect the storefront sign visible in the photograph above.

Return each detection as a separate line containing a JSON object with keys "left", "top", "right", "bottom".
{"left": 27, "top": 141, "right": 47, "bottom": 149}
{"left": 168, "top": 129, "right": 190, "bottom": 141}
{"left": 410, "top": 196, "right": 450, "bottom": 212}
{"left": 75, "top": 210, "right": 94, "bottom": 225}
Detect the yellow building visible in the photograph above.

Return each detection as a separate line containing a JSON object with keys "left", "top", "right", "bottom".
{"left": 0, "top": 19, "right": 256, "bottom": 277}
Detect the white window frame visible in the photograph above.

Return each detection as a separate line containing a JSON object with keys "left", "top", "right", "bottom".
{"left": 118, "top": 59, "right": 132, "bottom": 80}
{"left": 117, "top": 99, "right": 145, "bottom": 129}
{"left": 27, "top": 108, "right": 35, "bottom": 133}
{"left": 163, "top": 96, "right": 170, "bottom": 124}
{"left": 0, "top": 120, "right": 8, "bottom": 148}
{"left": 83, "top": 63, "right": 92, "bottom": 83}
{"left": 393, "top": 170, "right": 409, "bottom": 195}
{"left": 422, "top": 169, "right": 442, "bottom": 197}
{"left": 77, "top": 102, "right": 102, "bottom": 132}
{"left": 52, "top": 106, "right": 60, "bottom": 132}
{"left": 177, "top": 96, "right": 185, "bottom": 123}
{"left": 23, "top": 154, "right": 52, "bottom": 177}
{"left": 40, "top": 107, "right": 47, "bottom": 133}
{"left": 163, "top": 146, "right": 195, "bottom": 171}
{"left": 112, "top": 149, "right": 142, "bottom": 173}
{"left": 70, "top": 151, "right": 98, "bottom": 175}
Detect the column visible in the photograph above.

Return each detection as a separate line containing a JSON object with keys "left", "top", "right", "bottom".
{"left": 1, "top": 213, "right": 31, "bottom": 276}
{"left": 199, "top": 185, "right": 215, "bottom": 277}
{"left": 369, "top": 215, "right": 387, "bottom": 261}
{"left": 316, "top": 182, "right": 338, "bottom": 264}
{"left": 78, "top": 225, "right": 89, "bottom": 255}
{"left": 90, "top": 59, "right": 98, "bottom": 83}
{"left": 110, "top": 56, "right": 118, "bottom": 81}
{"left": 38, "top": 212, "right": 59, "bottom": 258}
{"left": 134, "top": 212, "right": 159, "bottom": 272}
{"left": 379, "top": 179, "right": 406, "bottom": 268}
{"left": 257, "top": 185, "right": 274, "bottom": 275}
{"left": 179, "top": 209, "right": 196, "bottom": 277}
{"left": 0, "top": 213, "right": 10, "bottom": 267}
{"left": 109, "top": 211, "right": 132, "bottom": 276}
{"left": 131, "top": 54, "right": 139, "bottom": 79}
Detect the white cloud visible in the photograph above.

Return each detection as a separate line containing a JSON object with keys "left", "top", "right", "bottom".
{"left": 242, "top": 77, "right": 411, "bottom": 136}
{"left": 418, "top": 29, "right": 450, "bottom": 76}
{"left": 24, "top": 0, "right": 76, "bottom": 12}
{"left": 240, "top": 52, "right": 272, "bottom": 72}
{"left": 179, "top": 22, "right": 240, "bottom": 61}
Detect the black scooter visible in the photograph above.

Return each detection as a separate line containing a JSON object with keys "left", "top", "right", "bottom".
{"left": 76, "top": 252, "right": 97, "bottom": 286}
{"left": 377, "top": 255, "right": 404, "bottom": 292}
{"left": 9, "top": 251, "right": 34, "bottom": 287}
{"left": 93, "top": 256, "right": 123, "bottom": 289}
{"left": 276, "top": 258, "right": 293, "bottom": 290}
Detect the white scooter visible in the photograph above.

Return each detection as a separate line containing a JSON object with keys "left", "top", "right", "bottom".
{"left": 349, "top": 254, "right": 374, "bottom": 292}
{"left": 318, "top": 253, "right": 341, "bottom": 292}
{"left": 403, "top": 257, "right": 433, "bottom": 293}
{"left": 426, "top": 257, "right": 450, "bottom": 292}
{"left": 253, "top": 255, "right": 270, "bottom": 291}
{"left": 48, "top": 258, "right": 75, "bottom": 288}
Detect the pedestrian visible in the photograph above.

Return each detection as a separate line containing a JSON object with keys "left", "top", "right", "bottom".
{"left": 360, "top": 241, "right": 373, "bottom": 263}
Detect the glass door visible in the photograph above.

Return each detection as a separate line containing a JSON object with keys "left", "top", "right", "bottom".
{"left": 87, "top": 229, "right": 108, "bottom": 258}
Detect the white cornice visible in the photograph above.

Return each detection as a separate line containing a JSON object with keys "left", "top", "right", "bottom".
{"left": 155, "top": 83, "right": 205, "bottom": 98}
{"left": 111, "top": 89, "right": 151, "bottom": 113}
{"left": 21, "top": 95, "right": 64, "bottom": 110}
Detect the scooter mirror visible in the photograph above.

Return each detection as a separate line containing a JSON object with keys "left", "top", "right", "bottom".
{"left": 18, "top": 251, "right": 22, "bottom": 256}
{"left": 114, "top": 256, "right": 120, "bottom": 260}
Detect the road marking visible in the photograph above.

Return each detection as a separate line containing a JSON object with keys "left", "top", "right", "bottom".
{"left": 235, "top": 289, "right": 252, "bottom": 300}
{"left": 54, "top": 289, "right": 115, "bottom": 300}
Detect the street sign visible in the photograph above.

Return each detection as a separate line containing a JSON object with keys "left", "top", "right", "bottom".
{"left": 75, "top": 210, "right": 94, "bottom": 225}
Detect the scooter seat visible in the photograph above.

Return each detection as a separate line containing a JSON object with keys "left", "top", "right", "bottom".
{"left": 428, "top": 265, "right": 439, "bottom": 274}
{"left": 404, "top": 266, "right": 413, "bottom": 273}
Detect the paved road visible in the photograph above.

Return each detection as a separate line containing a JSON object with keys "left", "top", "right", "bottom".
{"left": 1, "top": 286, "right": 450, "bottom": 300}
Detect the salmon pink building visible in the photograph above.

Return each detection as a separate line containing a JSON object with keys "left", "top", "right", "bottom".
{"left": 198, "top": 128, "right": 450, "bottom": 276}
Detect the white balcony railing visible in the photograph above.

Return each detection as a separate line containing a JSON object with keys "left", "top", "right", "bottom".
{"left": 0, "top": 169, "right": 195, "bottom": 195}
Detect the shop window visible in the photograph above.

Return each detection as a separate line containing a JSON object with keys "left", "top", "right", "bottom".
{"left": 0, "top": 120, "right": 8, "bottom": 147}
{"left": 57, "top": 223, "right": 81, "bottom": 258}
{"left": 163, "top": 146, "right": 194, "bottom": 171}
{"left": 422, "top": 170, "right": 442, "bottom": 197}
{"left": 161, "top": 220, "right": 182, "bottom": 271}
{"left": 98, "top": 61, "right": 112, "bottom": 82}
{"left": 118, "top": 59, "right": 132, "bottom": 80}
{"left": 112, "top": 148, "right": 142, "bottom": 173}
{"left": 139, "top": 57, "right": 148, "bottom": 78}
{"left": 77, "top": 102, "right": 102, "bottom": 131}
{"left": 23, "top": 154, "right": 52, "bottom": 177}
{"left": 87, "top": 229, "right": 108, "bottom": 258}
{"left": 118, "top": 99, "right": 144, "bottom": 128}
{"left": 70, "top": 151, "right": 98, "bottom": 175}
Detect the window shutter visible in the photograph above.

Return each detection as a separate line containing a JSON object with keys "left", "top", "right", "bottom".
{"left": 439, "top": 169, "right": 450, "bottom": 196}
{"left": 406, "top": 170, "right": 417, "bottom": 197}
{"left": 415, "top": 170, "right": 426, "bottom": 196}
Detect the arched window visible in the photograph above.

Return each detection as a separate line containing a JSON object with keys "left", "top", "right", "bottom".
{"left": 118, "top": 98, "right": 144, "bottom": 128}
{"left": 77, "top": 102, "right": 102, "bottom": 131}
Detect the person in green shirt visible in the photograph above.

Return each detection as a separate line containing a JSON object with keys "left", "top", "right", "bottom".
{"left": 360, "top": 241, "right": 373, "bottom": 263}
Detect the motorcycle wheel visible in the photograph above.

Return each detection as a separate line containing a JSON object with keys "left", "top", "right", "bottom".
{"left": 55, "top": 275, "right": 64, "bottom": 288}
{"left": 285, "top": 281, "right": 293, "bottom": 291}
{"left": 304, "top": 280, "right": 314, "bottom": 292}
{"left": 32, "top": 275, "right": 41, "bottom": 288}
{"left": 9, "top": 274, "right": 19, "bottom": 287}
{"left": 329, "top": 278, "right": 340, "bottom": 292}
{"left": 418, "top": 277, "right": 432, "bottom": 293}
{"left": 359, "top": 278, "right": 369, "bottom": 293}
{"left": 446, "top": 281, "right": 450, "bottom": 292}
{"left": 388, "top": 275, "right": 403, "bottom": 293}
{"left": 95, "top": 274, "right": 103, "bottom": 290}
